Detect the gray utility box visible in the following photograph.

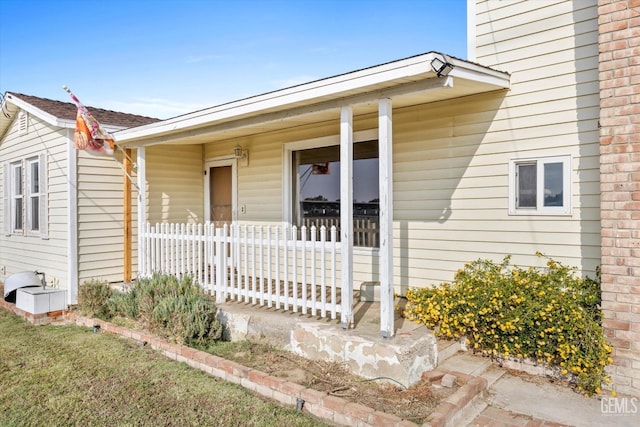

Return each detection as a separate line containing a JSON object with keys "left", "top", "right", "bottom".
{"left": 16, "top": 287, "right": 66, "bottom": 314}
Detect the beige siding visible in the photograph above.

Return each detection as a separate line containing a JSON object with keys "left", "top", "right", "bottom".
{"left": 145, "top": 144, "right": 204, "bottom": 224}
{"left": 143, "top": 1, "right": 599, "bottom": 292}
{"left": 0, "top": 114, "right": 68, "bottom": 289}
{"left": 77, "top": 148, "right": 135, "bottom": 284}
{"left": 440, "top": 0, "right": 600, "bottom": 279}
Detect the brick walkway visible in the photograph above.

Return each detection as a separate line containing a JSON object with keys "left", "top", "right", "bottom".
{"left": 470, "top": 406, "right": 571, "bottom": 427}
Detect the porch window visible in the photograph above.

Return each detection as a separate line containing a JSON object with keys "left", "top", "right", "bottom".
{"left": 509, "top": 155, "right": 571, "bottom": 215}
{"left": 292, "top": 140, "right": 379, "bottom": 247}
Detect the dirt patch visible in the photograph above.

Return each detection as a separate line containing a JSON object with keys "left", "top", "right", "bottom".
{"left": 221, "top": 341, "right": 456, "bottom": 424}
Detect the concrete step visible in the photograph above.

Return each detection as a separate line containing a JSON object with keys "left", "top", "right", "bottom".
{"left": 439, "top": 353, "right": 493, "bottom": 377}
{"left": 437, "top": 338, "right": 464, "bottom": 365}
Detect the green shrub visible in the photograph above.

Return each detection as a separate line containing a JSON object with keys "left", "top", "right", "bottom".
{"left": 78, "top": 280, "right": 114, "bottom": 320}
{"left": 109, "top": 273, "right": 223, "bottom": 346}
{"left": 404, "top": 254, "right": 611, "bottom": 396}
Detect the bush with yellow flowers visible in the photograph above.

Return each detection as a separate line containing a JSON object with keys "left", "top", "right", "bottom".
{"left": 404, "top": 254, "right": 611, "bottom": 396}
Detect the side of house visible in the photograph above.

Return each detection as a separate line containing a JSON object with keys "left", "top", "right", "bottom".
{"left": 470, "top": 0, "right": 600, "bottom": 274}
{"left": 0, "top": 107, "right": 69, "bottom": 293}
{"left": 0, "top": 93, "right": 157, "bottom": 304}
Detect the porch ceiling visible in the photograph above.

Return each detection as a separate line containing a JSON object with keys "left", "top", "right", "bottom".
{"left": 115, "top": 52, "right": 510, "bottom": 147}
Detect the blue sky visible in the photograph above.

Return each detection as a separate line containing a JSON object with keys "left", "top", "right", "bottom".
{"left": 0, "top": 0, "right": 468, "bottom": 119}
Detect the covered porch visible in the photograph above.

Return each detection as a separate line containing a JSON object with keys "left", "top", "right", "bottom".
{"left": 118, "top": 52, "right": 510, "bottom": 338}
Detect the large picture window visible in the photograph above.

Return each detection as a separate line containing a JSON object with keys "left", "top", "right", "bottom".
{"left": 292, "top": 140, "right": 379, "bottom": 247}
{"left": 509, "top": 155, "right": 571, "bottom": 215}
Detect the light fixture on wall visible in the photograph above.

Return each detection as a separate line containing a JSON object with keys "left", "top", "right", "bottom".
{"left": 234, "top": 144, "right": 249, "bottom": 166}
{"left": 431, "top": 53, "right": 455, "bottom": 77}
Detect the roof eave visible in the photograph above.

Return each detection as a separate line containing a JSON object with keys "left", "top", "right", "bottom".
{"left": 116, "top": 53, "right": 510, "bottom": 145}
{"left": 4, "top": 93, "right": 74, "bottom": 128}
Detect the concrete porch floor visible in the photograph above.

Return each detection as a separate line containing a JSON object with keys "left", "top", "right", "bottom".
{"left": 216, "top": 298, "right": 452, "bottom": 388}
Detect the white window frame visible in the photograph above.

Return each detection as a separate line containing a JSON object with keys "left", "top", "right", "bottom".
{"left": 283, "top": 129, "right": 380, "bottom": 251}
{"left": 9, "top": 161, "right": 23, "bottom": 233}
{"left": 3, "top": 153, "right": 48, "bottom": 238}
{"left": 25, "top": 156, "right": 41, "bottom": 234}
{"left": 508, "top": 155, "right": 572, "bottom": 216}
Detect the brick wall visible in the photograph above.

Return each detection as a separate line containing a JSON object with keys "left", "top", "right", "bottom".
{"left": 598, "top": 0, "right": 640, "bottom": 397}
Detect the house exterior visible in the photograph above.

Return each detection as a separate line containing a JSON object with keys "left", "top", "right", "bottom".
{"left": 0, "top": 92, "right": 158, "bottom": 304}
{"left": 1, "top": 0, "right": 627, "bottom": 395}
{"left": 115, "top": 0, "right": 639, "bottom": 395}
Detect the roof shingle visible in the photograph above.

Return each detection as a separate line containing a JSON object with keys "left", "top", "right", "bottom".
{"left": 6, "top": 92, "right": 159, "bottom": 128}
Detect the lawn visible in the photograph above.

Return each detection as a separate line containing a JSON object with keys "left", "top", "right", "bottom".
{"left": 0, "top": 310, "right": 329, "bottom": 426}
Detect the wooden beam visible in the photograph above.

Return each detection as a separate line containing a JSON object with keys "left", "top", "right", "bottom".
{"left": 123, "top": 148, "right": 132, "bottom": 283}
{"left": 379, "top": 98, "right": 394, "bottom": 338}
{"left": 137, "top": 147, "right": 146, "bottom": 277}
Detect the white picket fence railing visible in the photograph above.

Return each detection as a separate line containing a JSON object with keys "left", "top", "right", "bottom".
{"left": 139, "top": 222, "right": 344, "bottom": 320}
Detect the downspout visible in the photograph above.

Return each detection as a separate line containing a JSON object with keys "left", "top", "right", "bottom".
{"left": 67, "top": 130, "right": 79, "bottom": 304}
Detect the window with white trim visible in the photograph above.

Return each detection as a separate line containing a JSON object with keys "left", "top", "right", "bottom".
{"left": 509, "top": 155, "right": 571, "bottom": 215}
{"left": 3, "top": 154, "right": 48, "bottom": 237}
{"left": 288, "top": 139, "right": 380, "bottom": 248}
{"left": 25, "top": 157, "right": 41, "bottom": 232}
{"left": 10, "top": 162, "right": 23, "bottom": 232}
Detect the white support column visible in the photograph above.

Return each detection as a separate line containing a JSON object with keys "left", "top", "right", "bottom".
{"left": 137, "top": 147, "right": 146, "bottom": 277}
{"left": 379, "top": 98, "right": 394, "bottom": 338}
{"left": 340, "top": 106, "right": 354, "bottom": 329}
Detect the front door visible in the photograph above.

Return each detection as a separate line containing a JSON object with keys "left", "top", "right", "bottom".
{"left": 209, "top": 165, "right": 232, "bottom": 227}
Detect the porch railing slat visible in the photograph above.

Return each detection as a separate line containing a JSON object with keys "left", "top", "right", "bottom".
{"left": 141, "top": 222, "right": 340, "bottom": 322}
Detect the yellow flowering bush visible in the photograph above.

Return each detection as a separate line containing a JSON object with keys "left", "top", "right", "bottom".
{"left": 404, "top": 254, "right": 611, "bottom": 396}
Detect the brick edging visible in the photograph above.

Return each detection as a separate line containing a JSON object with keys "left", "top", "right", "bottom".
{"left": 422, "top": 369, "right": 488, "bottom": 427}
{"left": 0, "top": 303, "right": 488, "bottom": 427}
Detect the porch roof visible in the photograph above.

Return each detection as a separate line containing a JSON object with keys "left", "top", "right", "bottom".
{"left": 115, "top": 51, "right": 510, "bottom": 147}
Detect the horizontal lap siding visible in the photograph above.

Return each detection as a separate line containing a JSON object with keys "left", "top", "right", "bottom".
{"left": 146, "top": 144, "right": 204, "bottom": 224}
{"left": 403, "top": 0, "right": 601, "bottom": 287}
{"left": 179, "top": 1, "right": 599, "bottom": 291}
{"left": 77, "top": 149, "right": 136, "bottom": 283}
{"left": 204, "top": 121, "right": 340, "bottom": 223}
{"left": 0, "top": 116, "right": 68, "bottom": 288}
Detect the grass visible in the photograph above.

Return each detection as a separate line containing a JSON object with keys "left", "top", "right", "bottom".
{"left": 0, "top": 310, "right": 329, "bottom": 427}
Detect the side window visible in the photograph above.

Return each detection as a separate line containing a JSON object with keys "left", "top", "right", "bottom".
{"left": 3, "top": 154, "right": 47, "bottom": 238}
{"left": 11, "top": 161, "right": 23, "bottom": 232}
{"left": 25, "top": 157, "right": 40, "bottom": 232}
{"left": 509, "top": 156, "right": 571, "bottom": 215}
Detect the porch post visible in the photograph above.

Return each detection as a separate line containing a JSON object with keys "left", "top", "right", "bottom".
{"left": 379, "top": 98, "right": 394, "bottom": 338}
{"left": 340, "top": 106, "right": 354, "bottom": 329}
{"left": 136, "top": 147, "right": 146, "bottom": 277}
